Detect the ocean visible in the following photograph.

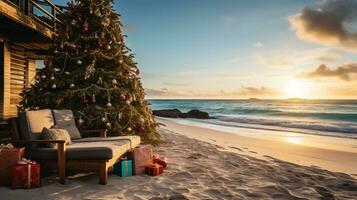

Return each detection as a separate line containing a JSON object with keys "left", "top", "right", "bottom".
{"left": 149, "top": 99, "right": 357, "bottom": 139}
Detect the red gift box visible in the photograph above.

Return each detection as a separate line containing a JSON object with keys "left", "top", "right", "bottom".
{"left": 145, "top": 164, "right": 163, "bottom": 176}
{"left": 128, "top": 145, "right": 153, "bottom": 175}
{"left": 153, "top": 154, "right": 167, "bottom": 168}
{"left": 12, "top": 162, "right": 41, "bottom": 189}
{"left": 0, "top": 147, "right": 25, "bottom": 186}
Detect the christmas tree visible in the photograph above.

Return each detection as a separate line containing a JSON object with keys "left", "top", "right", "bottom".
{"left": 19, "top": 0, "right": 160, "bottom": 145}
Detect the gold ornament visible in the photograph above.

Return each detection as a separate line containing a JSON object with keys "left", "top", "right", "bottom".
{"left": 127, "top": 127, "right": 132, "bottom": 132}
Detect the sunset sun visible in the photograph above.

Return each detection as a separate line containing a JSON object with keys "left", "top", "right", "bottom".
{"left": 284, "top": 79, "right": 310, "bottom": 99}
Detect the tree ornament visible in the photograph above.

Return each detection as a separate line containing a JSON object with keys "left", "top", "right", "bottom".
{"left": 51, "top": 84, "right": 57, "bottom": 89}
{"left": 77, "top": 59, "right": 83, "bottom": 65}
{"left": 92, "top": 94, "right": 96, "bottom": 103}
{"left": 80, "top": 96, "right": 89, "bottom": 106}
{"left": 98, "top": 41, "right": 103, "bottom": 48}
{"left": 69, "top": 83, "right": 75, "bottom": 88}
{"left": 83, "top": 23, "right": 89, "bottom": 32}
{"left": 124, "top": 69, "right": 130, "bottom": 76}
{"left": 41, "top": 75, "right": 47, "bottom": 79}
{"left": 94, "top": 9, "right": 101, "bottom": 16}
{"left": 54, "top": 49, "right": 59, "bottom": 54}
{"left": 127, "top": 127, "right": 132, "bottom": 132}
{"left": 106, "top": 122, "right": 112, "bottom": 129}
{"left": 111, "top": 79, "right": 117, "bottom": 85}
{"left": 136, "top": 69, "right": 140, "bottom": 76}
{"left": 119, "top": 60, "right": 123, "bottom": 64}
{"left": 139, "top": 117, "right": 145, "bottom": 123}
{"left": 84, "top": 60, "right": 96, "bottom": 79}
{"left": 50, "top": 75, "right": 55, "bottom": 80}
{"left": 106, "top": 45, "right": 111, "bottom": 50}
{"left": 126, "top": 100, "right": 131, "bottom": 105}
{"left": 65, "top": 71, "right": 71, "bottom": 75}
{"left": 101, "top": 116, "right": 107, "bottom": 122}
{"left": 119, "top": 94, "right": 126, "bottom": 100}
{"left": 138, "top": 124, "right": 145, "bottom": 133}
{"left": 77, "top": 116, "right": 84, "bottom": 125}
{"left": 107, "top": 102, "right": 112, "bottom": 107}
{"left": 97, "top": 77, "right": 103, "bottom": 85}
{"left": 71, "top": 19, "right": 76, "bottom": 25}
{"left": 118, "top": 112, "right": 122, "bottom": 120}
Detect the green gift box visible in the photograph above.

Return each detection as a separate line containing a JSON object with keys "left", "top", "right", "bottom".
{"left": 114, "top": 160, "right": 133, "bottom": 177}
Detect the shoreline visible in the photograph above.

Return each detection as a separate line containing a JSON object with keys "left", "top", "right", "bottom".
{"left": 157, "top": 117, "right": 357, "bottom": 175}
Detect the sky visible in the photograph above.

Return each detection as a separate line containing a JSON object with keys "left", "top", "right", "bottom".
{"left": 52, "top": 0, "right": 357, "bottom": 99}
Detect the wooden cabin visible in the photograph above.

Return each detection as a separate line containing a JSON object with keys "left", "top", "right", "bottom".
{"left": 0, "top": 0, "right": 63, "bottom": 140}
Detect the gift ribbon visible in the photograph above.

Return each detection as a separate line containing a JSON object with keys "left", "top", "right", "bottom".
{"left": 124, "top": 161, "right": 128, "bottom": 176}
{"left": 27, "top": 164, "right": 31, "bottom": 189}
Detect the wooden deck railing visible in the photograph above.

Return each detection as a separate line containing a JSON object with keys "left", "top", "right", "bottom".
{"left": 1, "top": 0, "right": 64, "bottom": 32}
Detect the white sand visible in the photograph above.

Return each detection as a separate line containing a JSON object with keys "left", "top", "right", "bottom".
{"left": 1, "top": 120, "right": 357, "bottom": 199}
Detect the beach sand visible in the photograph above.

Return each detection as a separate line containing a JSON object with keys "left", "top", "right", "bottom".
{"left": 1, "top": 120, "right": 357, "bottom": 199}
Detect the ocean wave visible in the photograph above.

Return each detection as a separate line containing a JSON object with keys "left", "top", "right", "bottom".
{"left": 214, "top": 115, "right": 357, "bottom": 135}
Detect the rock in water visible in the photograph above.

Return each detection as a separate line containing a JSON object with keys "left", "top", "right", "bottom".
{"left": 187, "top": 109, "right": 209, "bottom": 119}
{"left": 153, "top": 109, "right": 183, "bottom": 118}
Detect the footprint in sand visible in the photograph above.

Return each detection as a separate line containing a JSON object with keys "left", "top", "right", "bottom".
{"left": 228, "top": 146, "right": 243, "bottom": 152}
{"left": 208, "top": 138, "right": 217, "bottom": 142}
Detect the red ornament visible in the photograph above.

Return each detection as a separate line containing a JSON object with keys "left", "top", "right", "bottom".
{"left": 83, "top": 24, "right": 89, "bottom": 32}
{"left": 98, "top": 41, "right": 103, "bottom": 48}
{"left": 138, "top": 124, "right": 145, "bottom": 133}
{"left": 119, "top": 94, "right": 126, "bottom": 100}
{"left": 135, "top": 69, "right": 140, "bottom": 76}
{"left": 80, "top": 96, "right": 89, "bottom": 106}
{"left": 123, "top": 69, "right": 130, "bottom": 76}
{"left": 76, "top": 16, "right": 82, "bottom": 22}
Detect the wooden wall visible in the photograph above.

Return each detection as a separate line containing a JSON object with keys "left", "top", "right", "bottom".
{"left": 0, "top": 42, "right": 37, "bottom": 120}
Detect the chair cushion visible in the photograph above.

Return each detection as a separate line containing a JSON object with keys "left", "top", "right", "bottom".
{"left": 26, "top": 140, "right": 133, "bottom": 161}
{"left": 41, "top": 128, "right": 72, "bottom": 148}
{"left": 73, "top": 136, "right": 141, "bottom": 149}
{"left": 52, "top": 110, "right": 81, "bottom": 139}
{"left": 19, "top": 109, "right": 55, "bottom": 142}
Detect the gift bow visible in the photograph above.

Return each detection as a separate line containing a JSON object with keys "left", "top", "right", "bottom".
{"left": 0, "top": 143, "right": 14, "bottom": 153}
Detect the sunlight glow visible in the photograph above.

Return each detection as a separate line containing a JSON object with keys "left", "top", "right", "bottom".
{"left": 284, "top": 79, "right": 310, "bottom": 99}
{"left": 287, "top": 137, "right": 301, "bottom": 145}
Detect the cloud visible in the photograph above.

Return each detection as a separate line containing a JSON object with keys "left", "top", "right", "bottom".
{"left": 145, "top": 86, "right": 279, "bottom": 99}
{"left": 221, "top": 15, "right": 234, "bottom": 26}
{"left": 289, "top": 0, "right": 357, "bottom": 51}
{"left": 163, "top": 82, "right": 191, "bottom": 87}
{"left": 255, "top": 47, "right": 344, "bottom": 68}
{"left": 301, "top": 63, "right": 357, "bottom": 81}
{"left": 254, "top": 42, "right": 264, "bottom": 48}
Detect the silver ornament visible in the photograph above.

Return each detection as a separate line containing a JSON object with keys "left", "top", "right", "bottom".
{"left": 101, "top": 116, "right": 107, "bottom": 122}
{"left": 65, "top": 71, "right": 71, "bottom": 75}
{"left": 106, "top": 122, "right": 112, "bottom": 129}
{"left": 107, "top": 102, "right": 112, "bottom": 107}
{"left": 126, "top": 100, "right": 131, "bottom": 105}
{"left": 119, "top": 60, "right": 123, "bottom": 64}
{"left": 111, "top": 79, "right": 117, "bottom": 85}
{"left": 51, "top": 84, "right": 57, "bottom": 89}
{"left": 69, "top": 83, "right": 75, "bottom": 88}
{"left": 77, "top": 59, "right": 83, "bottom": 65}
{"left": 106, "top": 45, "right": 111, "bottom": 50}
{"left": 77, "top": 117, "right": 84, "bottom": 125}
{"left": 41, "top": 75, "right": 47, "bottom": 79}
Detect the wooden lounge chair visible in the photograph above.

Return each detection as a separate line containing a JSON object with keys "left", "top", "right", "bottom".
{"left": 9, "top": 109, "right": 140, "bottom": 185}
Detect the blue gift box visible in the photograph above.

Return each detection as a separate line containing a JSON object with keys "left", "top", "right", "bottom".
{"left": 114, "top": 160, "right": 133, "bottom": 177}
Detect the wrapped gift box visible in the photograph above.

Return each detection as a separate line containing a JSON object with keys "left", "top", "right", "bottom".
{"left": 113, "top": 160, "right": 133, "bottom": 177}
{"left": 145, "top": 164, "right": 163, "bottom": 176}
{"left": 153, "top": 154, "right": 167, "bottom": 168}
{"left": 0, "top": 147, "right": 25, "bottom": 186}
{"left": 128, "top": 145, "right": 153, "bottom": 175}
{"left": 12, "top": 162, "right": 41, "bottom": 189}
